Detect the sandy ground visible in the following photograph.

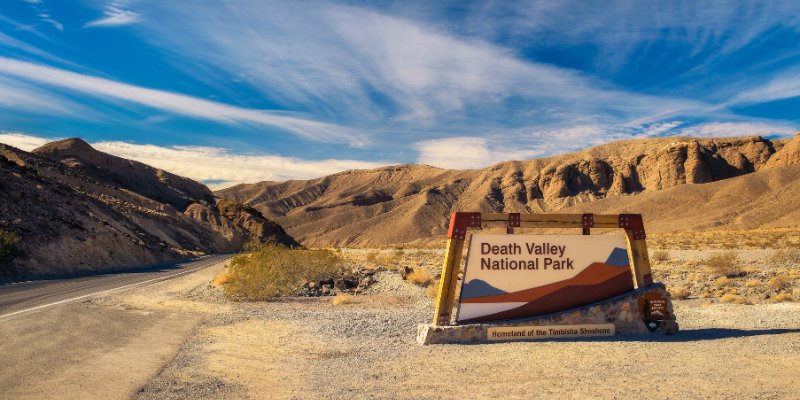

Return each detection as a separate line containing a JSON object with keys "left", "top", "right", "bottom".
{"left": 2, "top": 255, "right": 797, "bottom": 399}
{"left": 119, "top": 262, "right": 800, "bottom": 400}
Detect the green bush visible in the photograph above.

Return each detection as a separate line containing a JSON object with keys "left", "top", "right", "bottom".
{"left": 223, "top": 243, "right": 346, "bottom": 301}
{"left": 0, "top": 228, "right": 23, "bottom": 274}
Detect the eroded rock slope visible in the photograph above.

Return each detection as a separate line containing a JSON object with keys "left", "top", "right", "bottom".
{"left": 0, "top": 139, "right": 297, "bottom": 277}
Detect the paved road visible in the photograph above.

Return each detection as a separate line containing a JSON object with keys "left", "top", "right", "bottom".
{"left": 0, "top": 254, "right": 231, "bottom": 320}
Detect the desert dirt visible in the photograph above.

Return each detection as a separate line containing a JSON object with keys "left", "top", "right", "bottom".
{"left": 73, "top": 247, "right": 798, "bottom": 400}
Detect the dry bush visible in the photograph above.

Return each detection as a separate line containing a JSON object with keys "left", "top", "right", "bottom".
{"left": 714, "top": 276, "right": 731, "bottom": 288}
{"left": 705, "top": 251, "right": 743, "bottom": 278}
{"left": 212, "top": 271, "right": 230, "bottom": 287}
{"left": 720, "top": 294, "right": 751, "bottom": 304}
{"left": 774, "top": 293, "right": 795, "bottom": 302}
{"left": 223, "top": 244, "right": 347, "bottom": 301}
{"left": 745, "top": 279, "right": 762, "bottom": 288}
{"left": 365, "top": 251, "right": 379, "bottom": 263}
{"left": 650, "top": 250, "right": 670, "bottom": 264}
{"left": 332, "top": 294, "right": 357, "bottom": 305}
{"left": 425, "top": 280, "right": 441, "bottom": 298}
{"left": 407, "top": 269, "right": 434, "bottom": 287}
{"left": 670, "top": 286, "right": 690, "bottom": 300}
{"left": 770, "top": 249, "right": 800, "bottom": 265}
{"left": 768, "top": 276, "right": 792, "bottom": 292}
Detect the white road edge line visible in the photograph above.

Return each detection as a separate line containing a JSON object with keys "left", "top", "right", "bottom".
{"left": 0, "top": 257, "right": 230, "bottom": 320}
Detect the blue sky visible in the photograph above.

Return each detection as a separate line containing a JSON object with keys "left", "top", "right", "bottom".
{"left": 0, "top": 0, "right": 798, "bottom": 188}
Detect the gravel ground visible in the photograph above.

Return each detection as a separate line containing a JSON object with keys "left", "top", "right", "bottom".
{"left": 128, "top": 263, "right": 800, "bottom": 400}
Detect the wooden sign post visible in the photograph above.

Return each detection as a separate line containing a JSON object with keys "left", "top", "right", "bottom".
{"left": 432, "top": 212, "right": 653, "bottom": 326}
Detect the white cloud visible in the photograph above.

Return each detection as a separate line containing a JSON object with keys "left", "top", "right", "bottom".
{"left": 679, "top": 122, "right": 797, "bottom": 138}
{"left": 85, "top": 2, "right": 141, "bottom": 28}
{"left": 0, "top": 132, "right": 51, "bottom": 150}
{"left": 638, "top": 121, "right": 684, "bottom": 137}
{"left": 0, "top": 56, "right": 366, "bottom": 145}
{"left": 0, "top": 133, "right": 384, "bottom": 189}
{"left": 415, "top": 137, "right": 492, "bottom": 169}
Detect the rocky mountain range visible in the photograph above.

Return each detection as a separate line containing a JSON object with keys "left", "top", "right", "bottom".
{"left": 0, "top": 138, "right": 297, "bottom": 278}
{"left": 217, "top": 134, "right": 800, "bottom": 246}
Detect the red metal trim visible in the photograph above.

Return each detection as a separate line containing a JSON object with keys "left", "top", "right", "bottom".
{"left": 447, "top": 212, "right": 482, "bottom": 240}
{"left": 582, "top": 213, "right": 593, "bottom": 235}
{"left": 619, "top": 214, "right": 646, "bottom": 240}
{"left": 508, "top": 213, "right": 521, "bottom": 228}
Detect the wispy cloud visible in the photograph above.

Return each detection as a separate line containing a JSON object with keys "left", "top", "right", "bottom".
{"left": 21, "top": 0, "right": 64, "bottom": 31}
{"left": 728, "top": 69, "right": 800, "bottom": 106}
{"left": 137, "top": 1, "right": 701, "bottom": 133}
{"left": 85, "top": 2, "right": 141, "bottom": 28}
{"left": 414, "top": 120, "right": 796, "bottom": 169}
{"left": 0, "top": 133, "right": 384, "bottom": 189}
{"left": 678, "top": 122, "right": 796, "bottom": 138}
{"left": 0, "top": 57, "right": 365, "bottom": 145}
{"left": 0, "top": 75, "right": 85, "bottom": 116}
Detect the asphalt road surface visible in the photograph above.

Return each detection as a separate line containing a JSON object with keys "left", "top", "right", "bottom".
{"left": 0, "top": 254, "right": 231, "bottom": 320}
{"left": 0, "top": 254, "right": 232, "bottom": 400}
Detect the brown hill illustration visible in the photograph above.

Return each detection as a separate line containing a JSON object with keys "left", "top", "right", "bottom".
{"left": 217, "top": 135, "right": 799, "bottom": 246}
{"left": 459, "top": 263, "right": 634, "bottom": 323}
{"left": 0, "top": 139, "right": 297, "bottom": 278}
{"left": 462, "top": 262, "right": 633, "bottom": 304}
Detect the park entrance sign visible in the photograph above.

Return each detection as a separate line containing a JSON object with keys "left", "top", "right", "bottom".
{"left": 417, "top": 212, "right": 679, "bottom": 345}
{"left": 456, "top": 234, "right": 633, "bottom": 323}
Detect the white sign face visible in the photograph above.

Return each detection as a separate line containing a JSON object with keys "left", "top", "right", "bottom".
{"left": 487, "top": 324, "right": 615, "bottom": 341}
{"left": 456, "top": 234, "right": 633, "bottom": 323}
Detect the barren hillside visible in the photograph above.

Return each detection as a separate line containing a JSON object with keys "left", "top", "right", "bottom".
{"left": 0, "top": 139, "right": 297, "bottom": 278}
{"left": 217, "top": 135, "right": 799, "bottom": 246}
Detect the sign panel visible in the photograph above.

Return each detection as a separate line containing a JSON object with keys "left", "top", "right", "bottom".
{"left": 456, "top": 234, "right": 634, "bottom": 323}
{"left": 638, "top": 292, "right": 670, "bottom": 332}
{"left": 487, "top": 324, "right": 615, "bottom": 341}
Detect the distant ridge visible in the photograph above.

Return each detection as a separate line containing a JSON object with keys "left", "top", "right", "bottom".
{"left": 217, "top": 134, "right": 800, "bottom": 246}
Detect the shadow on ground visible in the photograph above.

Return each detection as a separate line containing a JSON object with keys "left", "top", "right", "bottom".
{"left": 545, "top": 328, "right": 800, "bottom": 343}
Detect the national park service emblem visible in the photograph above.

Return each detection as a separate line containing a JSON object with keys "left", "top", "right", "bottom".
{"left": 638, "top": 292, "right": 669, "bottom": 333}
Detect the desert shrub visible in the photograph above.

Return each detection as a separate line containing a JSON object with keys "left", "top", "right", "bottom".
{"left": 774, "top": 293, "right": 795, "bottom": 302}
{"left": 745, "top": 279, "right": 762, "bottom": 288}
{"left": 768, "top": 276, "right": 792, "bottom": 292}
{"left": 222, "top": 243, "right": 347, "bottom": 301}
{"left": 365, "top": 251, "right": 379, "bottom": 263}
{"left": 406, "top": 269, "right": 434, "bottom": 287}
{"left": 0, "top": 228, "right": 23, "bottom": 274}
{"left": 650, "top": 250, "right": 670, "bottom": 264}
{"left": 705, "top": 251, "right": 743, "bottom": 278}
{"left": 425, "top": 280, "right": 440, "bottom": 298}
{"left": 669, "top": 286, "right": 690, "bottom": 300}
{"left": 720, "top": 294, "right": 750, "bottom": 304}
{"left": 714, "top": 276, "right": 731, "bottom": 288}
{"left": 770, "top": 249, "right": 800, "bottom": 265}
{"left": 212, "top": 270, "right": 230, "bottom": 287}
{"left": 332, "top": 294, "right": 357, "bottom": 305}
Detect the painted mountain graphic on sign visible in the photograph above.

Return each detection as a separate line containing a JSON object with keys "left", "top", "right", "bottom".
{"left": 605, "top": 247, "right": 630, "bottom": 267}
{"left": 461, "top": 279, "right": 507, "bottom": 299}
{"left": 458, "top": 262, "right": 634, "bottom": 323}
